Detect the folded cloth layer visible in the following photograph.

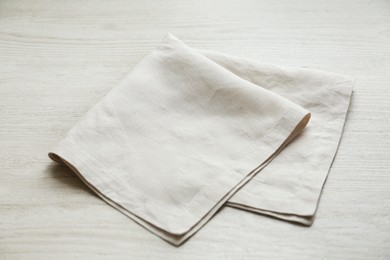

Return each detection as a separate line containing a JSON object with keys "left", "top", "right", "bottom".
{"left": 199, "top": 51, "right": 354, "bottom": 225}
{"left": 49, "top": 33, "right": 353, "bottom": 245}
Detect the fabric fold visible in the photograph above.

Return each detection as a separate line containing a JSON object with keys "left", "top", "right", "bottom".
{"left": 49, "top": 34, "right": 311, "bottom": 245}
{"left": 49, "top": 33, "right": 354, "bottom": 245}
{"left": 199, "top": 50, "right": 354, "bottom": 225}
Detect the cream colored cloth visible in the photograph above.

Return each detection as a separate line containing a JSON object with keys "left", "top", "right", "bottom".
{"left": 49, "top": 34, "right": 353, "bottom": 245}
{"left": 201, "top": 50, "right": 354, "bottom": 225}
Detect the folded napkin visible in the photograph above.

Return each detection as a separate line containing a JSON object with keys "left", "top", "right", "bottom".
{"left": 49, "top": 34, "right": 354, "bottom": 245}
{"left": 202, "top": 50, "right": 354, "bottom": 225}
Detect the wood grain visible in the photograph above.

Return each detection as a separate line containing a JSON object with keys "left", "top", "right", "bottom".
{"left": 0, "top": 0, "right": 389, "bottom": 259}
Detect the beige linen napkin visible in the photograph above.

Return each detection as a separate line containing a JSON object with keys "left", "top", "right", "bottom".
{"left": 49, "top": 34, "right": 353, "bottom": 245}
{"left": 199, "top": 51, "right": 354, "bottom": 225}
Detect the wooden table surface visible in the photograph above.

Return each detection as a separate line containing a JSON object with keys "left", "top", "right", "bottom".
{"left": 1, "top": 0, "right": 389, "bottom": 259}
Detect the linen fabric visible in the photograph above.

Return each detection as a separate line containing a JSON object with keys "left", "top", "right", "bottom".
{"left": 49, "top": 34, "right": 353, "bottom": 245}
{"left": 200, "top": 50, "right": 354, "bottom": 225}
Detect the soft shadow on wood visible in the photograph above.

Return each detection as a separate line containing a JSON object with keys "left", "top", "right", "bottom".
{"left": 46, "top": 163, "right": 97, "bottom": 197}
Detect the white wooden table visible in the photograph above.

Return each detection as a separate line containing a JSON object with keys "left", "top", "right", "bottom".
{"left": 1, "top": 0, "right": 389, "bottom": 259}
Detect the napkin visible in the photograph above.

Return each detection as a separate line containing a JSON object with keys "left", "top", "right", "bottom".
{"left": 49, "top": 34, "right": 353, "bottom": 245}
{"left": 199, "top": 50, "right": 354, "bottom": 225}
